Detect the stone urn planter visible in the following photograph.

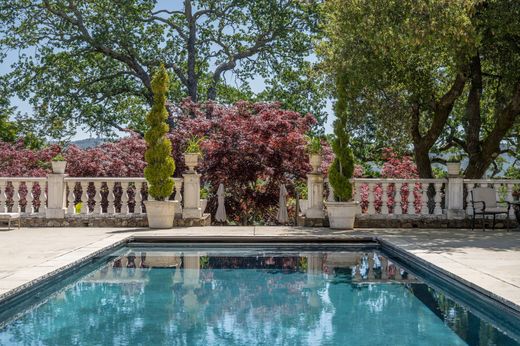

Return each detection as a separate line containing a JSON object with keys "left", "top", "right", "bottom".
{"left": 185, "top": 153, "right": 200, "bottom": 172}
{"left": 144, "top": 200, "right": 178, "bottom": 228}
{"left": 447, "top": 162, "right": 461, "bottom": 176}
{"left": 200, "top": 198, "right": 208, "bottom": 213}
{"left": 51, "top": 161, "right": 67, "bottom": 174}
{"left": 299, "top": 199, "right": 308, "bottom": 215}
{"left": 326, "top": 201, "right": 359, "bottom": 229}
{"left": 309, "top": 154, "right": 322, "bottom": 173}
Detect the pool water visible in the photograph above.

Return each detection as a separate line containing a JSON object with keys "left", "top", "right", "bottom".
{"left": 0, "top": 245, "right": 518, "bottom": 345}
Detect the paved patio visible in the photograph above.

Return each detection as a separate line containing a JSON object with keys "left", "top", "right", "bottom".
{"left": 0, "top": 226, "right": 519, "bottom": 312}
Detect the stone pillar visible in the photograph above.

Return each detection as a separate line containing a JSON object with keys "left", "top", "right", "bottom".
{"left": 306, "top": 173, "right": 324, "bottom": 219}
{"left": 46, "top": 174, "right": 67, "bottom": 218}
{"left": 182, "top": 173, "right": 202, "bottom": 219}
{"left": 447, "top": 175, "right": 465, "bottom": 219}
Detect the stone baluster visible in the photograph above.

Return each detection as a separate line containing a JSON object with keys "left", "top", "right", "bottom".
{"left": 506, "top": 183, "right": 515, "bottom": 218}
{"left": 421, "top": 183, "right": 429, "bottom": 215}
{"left": 26, "top": 182, "right": 34, "bottom": 214}
{"left": 381, "top": 183, "right": 389, "bottom": 215}
{"left": 407, "top": 183, "right": 415, "bottom": 215}
{"left": 394, "top": 183, "right": 402, "bottom": 215}
{"left": 134, "top": 182, "right": 143, "bottom": 214}
{"left": 39, "top": 181, "right": 47, "bottom": 215}
{"left": 465, "top": 183, "right": 474, "bottom": 215}
{"left": 174, "top": 178, "right": 183, "bottom": 215}
{"left": 121, "top": 182, "right": 129, "bottom": 214}
{"left": 12, "top": 182, "right": 20, "bottom": 213}
{"left": 67, "top": 182, "right": 76, "bottom": 214}
{"left": 354, "top": 182, "right": 361, "bottom": 210}
{"left": 367, "top": 183, "right": 376, "bottom": 214}
{"left": 107, "top": 182, "right": 116, "bottom": 214}
{"left": 80, "top": 182, "right": 89, "bottom": 214}
{"left": 0, "top": 182, "right": 6, "bottom": 213}
{"left": 93, "top": 182, "right": 103, "bottom": 214}
{"left": 434, "top": 183, "right": 443, "bottom": 215}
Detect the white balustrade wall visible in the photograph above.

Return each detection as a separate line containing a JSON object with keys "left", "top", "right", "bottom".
{"left": 0, "top": 178, "right": 47, "bottom": 215}
{"left": 0, "top": 175, "right": 518, "bottom": 220}
{"left": 352, "top": 179, "right": 447, "bottom": 216}
{"left": 0, "top": 177, "right": 183, "bottom": 217}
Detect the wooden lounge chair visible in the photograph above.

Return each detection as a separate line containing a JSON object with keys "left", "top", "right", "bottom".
{"left": 0, "top": 212, "right": 21, "bottom": 230}
{"left": 470, "top": 187, "right": 511, "bottom": 231}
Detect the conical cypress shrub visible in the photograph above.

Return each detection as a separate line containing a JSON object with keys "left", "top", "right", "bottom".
{"left": 144, "top": 65, "right": 175, "bottom": 200}
{"left": 328, "top": 75, "right": 354, "bottom": 202}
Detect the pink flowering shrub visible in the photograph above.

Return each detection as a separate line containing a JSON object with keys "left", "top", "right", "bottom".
{"left": 356, "top": 148, "right": 423, "bottom": 214}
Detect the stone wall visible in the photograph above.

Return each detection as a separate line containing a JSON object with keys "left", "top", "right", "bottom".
{"left": 299, "top": 214, "right": 518, "bottom": 229}
{"left": 18, "top": 214, "right": 211, "bottom": 228}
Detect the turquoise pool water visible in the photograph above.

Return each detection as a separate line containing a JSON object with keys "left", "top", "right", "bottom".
{"left": 0, "top": 245, "right": 518, "bottom": 345}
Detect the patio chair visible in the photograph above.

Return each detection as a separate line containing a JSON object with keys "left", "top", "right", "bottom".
{"left": 470, "top": 187, "right": 511, "bottom": 231}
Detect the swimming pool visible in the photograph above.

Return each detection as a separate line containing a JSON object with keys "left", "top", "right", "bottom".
{"left": 0, "top": 242, "right": 519, "bottom": 345}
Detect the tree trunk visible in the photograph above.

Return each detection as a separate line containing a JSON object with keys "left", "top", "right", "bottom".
{"left": 414, "top": 145, "right": 434, "bottom": 178}
{"left": 465, "top": 80, "right": 520, "bottom": 178}
{"left": 185, "top": 0, "right": 198, "bottom": 103}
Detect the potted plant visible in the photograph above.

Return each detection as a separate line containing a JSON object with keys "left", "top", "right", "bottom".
{"left": 446, "top": 153, "right": 462, "bottom": 176}
{"left": 326, "top": 115, "right": 358, "bottom": 229}
{"left": 295, "top": 180, "right": 308, "bottom": 215}
{"left": 184, "top": 136, "right": 204, "bottom": 172}
{"left": 143, "top": 65, "right": 178, "bottom": 229}
{"left": 51, "top": 153, "right": 67, "bottom": 174}
{"left": 200, "top": 184, "right": 209, "bottom": 213}
{"left": 306, "top": 136, "right": 322, "bottom": 173}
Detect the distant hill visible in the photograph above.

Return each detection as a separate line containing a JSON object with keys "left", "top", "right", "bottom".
{"left": 70, "top": 138, "right": 107, "bottom": 149}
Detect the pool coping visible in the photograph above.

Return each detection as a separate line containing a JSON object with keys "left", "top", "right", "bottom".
{"left": 1, "top": 234, "right": 519, "bottom": 324}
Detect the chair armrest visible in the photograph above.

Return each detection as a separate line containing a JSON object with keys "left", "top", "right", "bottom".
{"left": 471, "top": 200, "right": 486, "bottom": 211}
{"left": 503, "top": 201, "right": 513, "bottom": 212}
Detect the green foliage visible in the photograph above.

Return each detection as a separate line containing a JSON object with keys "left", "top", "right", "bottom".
{"left": 1, "top": 0, "right": 323, "bottom": 137}
{"left": 320, "top": 0, "right": 520, "bottom": 178}
{"left": 294, "top": 180, "right": 308, "bottom": 199}
{"left": 143, "top": 65, "right": 175, "bottom": 201}
{"left": 200, "top": 184, "right": 210, "bottom": 199}
{"left": 306, "top": 136, "right": 322, "bottom": 155}
{"left": 0, "top": 99, "right": 18, "bottom": 143}
{"left": 52, "top": 153, "right": 65, "bottom": 161}
{"left": 185, "top": 136, "right": 204, "bottom": 154}
{"left": 328, "top": 108, "right": 354, "bottom": 202}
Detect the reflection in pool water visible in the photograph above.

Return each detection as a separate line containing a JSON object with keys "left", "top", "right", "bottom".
{"left": 0, "top": 249, "right": 518, "bottom": 345}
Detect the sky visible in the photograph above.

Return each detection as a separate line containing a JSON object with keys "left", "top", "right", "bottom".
{"left": 0, "top": 1, "right": 335, "bottom": 141}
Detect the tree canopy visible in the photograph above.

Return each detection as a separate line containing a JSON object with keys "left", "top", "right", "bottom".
{"left": 0, "top": 0, "right": 324, "bottom": 138}
{"left": 322, "top": 0, "right": 520, "bottom": 178}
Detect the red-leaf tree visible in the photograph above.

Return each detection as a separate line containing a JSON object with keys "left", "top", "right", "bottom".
{"left": 169, "top": 100, "right": 331, "bottom": 224}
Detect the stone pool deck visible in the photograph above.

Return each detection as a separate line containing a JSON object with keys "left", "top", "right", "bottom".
{"left": 0, "top": 226, "right": 519, "bottom": 312}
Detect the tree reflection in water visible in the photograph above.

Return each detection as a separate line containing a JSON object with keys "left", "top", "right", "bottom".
{"left": 0, "top": 251, "right": 518, "bottom": 346}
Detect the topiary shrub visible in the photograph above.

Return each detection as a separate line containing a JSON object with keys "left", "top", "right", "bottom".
{"left": 328, "top": 114, "right": 354, "bottom": 202}
{"left": 143, "top": 65, "right": 175, "bottom": 201}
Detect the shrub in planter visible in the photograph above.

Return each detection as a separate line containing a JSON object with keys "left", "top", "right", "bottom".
{"left": 326, "top": 112, "right": 358, "bottom": 229}
{"left": 143, "top": 65, "right": 177, "bottom": 228}
{"left": 306, "top": 136, "right": 323, "bottom": 173}
{"left": 51, "top": 153, "right": 67, "bottom": 174}
{"left": 184, "top": 136, "right": 204, "bottom": 172}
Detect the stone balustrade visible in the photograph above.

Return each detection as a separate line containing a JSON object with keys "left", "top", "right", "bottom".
{"left": 63, "top": 177, "right": 183, "bottom": 216}
{"left": 0, "top": 177, "right": 47, "bottom": 215}
{"left": 1, "top": 173, "right": 519, "bottom": 228}
{"left": 352, "top": 178, "right": 447, "bottom": 217}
